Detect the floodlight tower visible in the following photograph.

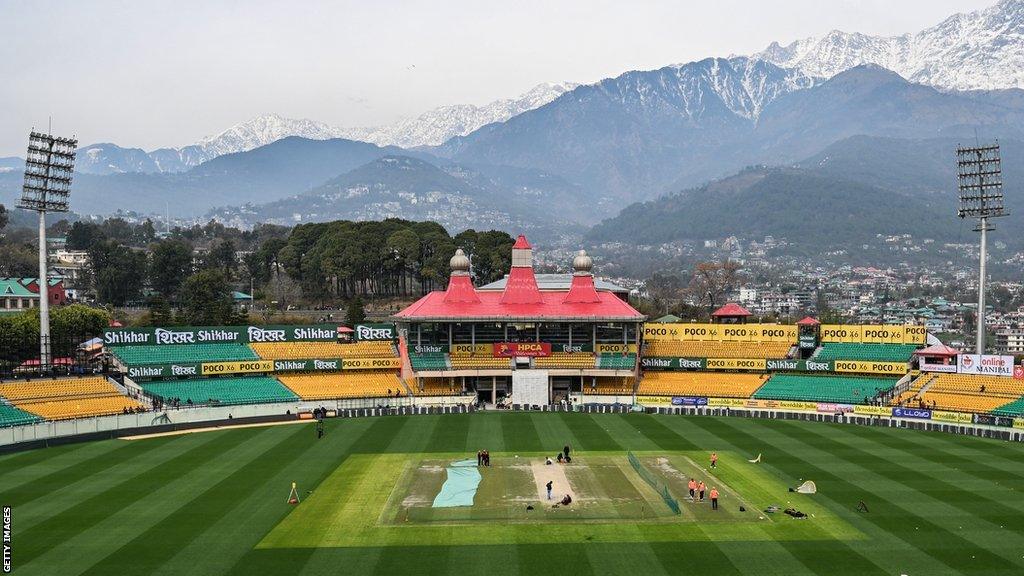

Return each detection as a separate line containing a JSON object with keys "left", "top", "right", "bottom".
{"left": 18, "top": 131, "right": 77, "bottom": 370}
{"left": 956, "top": 142, "right": 1006, "bottom": 355}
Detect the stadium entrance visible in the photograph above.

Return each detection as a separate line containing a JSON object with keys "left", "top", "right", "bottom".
{"left": 395, "top": 236, "right": 645, "bottom": 405}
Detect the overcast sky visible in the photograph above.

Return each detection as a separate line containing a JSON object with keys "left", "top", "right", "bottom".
{"left": 0, "top": 0, "right": 996, "bottom": 157}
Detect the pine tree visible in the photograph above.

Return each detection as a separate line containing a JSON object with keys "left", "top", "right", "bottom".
{"left": 346, "top": 296, "right": 366, "bottom": 325}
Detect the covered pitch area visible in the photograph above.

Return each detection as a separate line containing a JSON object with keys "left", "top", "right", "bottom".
{"left": 3, "top": 412, "right": 1024, "bottom": 575}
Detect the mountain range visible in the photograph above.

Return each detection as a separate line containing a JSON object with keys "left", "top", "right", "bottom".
{"left": 73, "top": 83, "right": 576, "bottom": 175}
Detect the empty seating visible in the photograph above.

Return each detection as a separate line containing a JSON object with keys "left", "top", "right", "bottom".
{"left": 448, "top": 356, "right": 511, "bottom": 370}
{"left": 753, "top": 374, "right": 897, "bottom": 404}
{"left": 644, "top": 341, "right": 792, "bottom": 359}
{"left": 637, "top": 372, "right": 769, "bottom": 398}
{"left": 533, "top": 353, "right": 595, "bottom": 369}
{"left": 410, "top": 354, "right": 449, "bottom": 371}
{"left": 111, "top": 343, "right": 258, "bottom": 365}
{"left": 140, "top": 376, "right": 298, "bottom": 406}
{"left": 417, "top": 378, "right": 462, "bottom": 396}
{"left": 278, "top": 371, "right": 405, "bottom": 399}
{"left": 585, "top": 377, "right": 635, "bottom": 395}
{"left": 890, "top": 373, "right": 935, "bottom": 406}
{"left": 993, "top": 397, "right": 1024, "bottom": 417}
{"left": 0, "top": 403, "right": 42, "bottom": 427}
{"left": 337, "top": 341, "right": 396, "bottom": 358}
{"left": 0, "top": 376, "right": 145, "bottom": 420}
{"left": 907, "top": 373, "right": 1024, "bottom": 414}
{"left": 596, "top": 354, "right": 636, "bottom": 370}
{"left": 814, "top": 343, "right": 917, "bottom": 363}
{"left": 250, "top": 342, "right": 352, "bottom": 360}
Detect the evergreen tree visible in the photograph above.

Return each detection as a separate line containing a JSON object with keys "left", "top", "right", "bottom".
{"left": 346, "top": 296, "right": 366, "bottom": 325}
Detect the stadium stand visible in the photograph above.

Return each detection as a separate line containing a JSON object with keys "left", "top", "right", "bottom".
{"left": 0, "top": 403, "right": 42, "bottom": 427}
{"left": 814, "top": 343, "right": 918, "bottom": 363}
{"left": 890, "top": 373, "right": 934, "bottom": 406}
{"left": 278, "top": 371, "right": 405, "bottom": 399}
{"left": 644, "top": 341, "right": 792, "bottom": 359}
{"left": 140, "top": 376, "right": 299, "bottom": 406}
{"left": 533, "top": 353, "right": 596, "bottom": 369}
{"left": 448, "top": 356, "right": 512, "bottom": 370}
{"left": 637, "top": 372, "right": 769, "bottom": 398}
{"left": 993, "top": 397, "right": 1024, "bottom": 417}
{"left": 907, "top": 373, "right": 1024, "bottom": 414}
{"left": 409, "top": 354, "right": 449, "bottom": 371}
{"left": 585, "top": 377, "right": 635, "bottom": 395}
{"left": 753, "top": 373, "right": 898, "bottom": 404}
{"left": 110, "top": 343, "right": 259, "bottom": 365}
{"left": 596, "top": 354, "right": 637, "bottom": 369}
{"left": 0, "top": 376, "right": 145, "bottom": 420}
{"left": 416, "top": 378, "right": 462, "bottom": 396}
{"left": 250, "top": 342, "right": 356, "bottom": 360}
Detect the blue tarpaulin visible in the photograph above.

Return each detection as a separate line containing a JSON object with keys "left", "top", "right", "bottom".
{"left": 431, "top": 459, "right": 481, "bottom": 508}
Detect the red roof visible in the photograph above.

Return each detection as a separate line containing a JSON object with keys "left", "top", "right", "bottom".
{"left": 711, "top": 302, "right": 751, "bottom": 317}
{"left": 396, "top": 289, "right": 643, "bottom": 321}
{"left": 796, "top": 316, "right": 820, "bottom": 326}
{"left": 914, "top": 343, "right": 958, "bottom": 357}
{"left": 512, "top": 234, "right": 532, "bottom": 249}
{"left": 500, "top": 265, "right": 543, "bottom": 304}
{"left": 563, "top": 274, "right": 601, "bottom": 304}
{"left": 443, "top": 275, "right": 481, "bottom": 304}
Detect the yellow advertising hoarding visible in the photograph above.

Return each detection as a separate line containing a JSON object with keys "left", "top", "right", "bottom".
{"left": 642, "top": 323, "right": 796, "bottom": 343}
{"left": 833, "top": 360, "right": 908, "bottom": 375}
{"left": 595, "top": 343, "right": 638, "bottom": 354}
{"left": 706, "top": 397, "right": 816, "bottom": 411}
{"left": 705, "top": 358, "right": 767, "bottom": 371}
{"left": 201, "top": 360, "right": 274, "bottom": 376}
{"left": 342, "top": 357, "right": 402, "bottom": 370}
{"left": 853, "top": 405, "right": 892, "bottom": 416}
{"left": 820, "top": 324, "right": 926, "bottom": 344}
{"left": 932, "top": 410, "right": 974, "bottom": 424}
{"left": 450, "top": 344, "right": 492, "bottom": 356}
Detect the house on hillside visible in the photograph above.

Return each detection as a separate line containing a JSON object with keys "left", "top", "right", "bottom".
{"left": 0, "top": 278, "right": 68, "bottom": 312}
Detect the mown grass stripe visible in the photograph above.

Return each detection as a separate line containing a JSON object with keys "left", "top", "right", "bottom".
{"left": 79, "top": 422, "right": 327, "bottom": 575}
{"left": 0, "top": 439, "right": 101, "bottom": 480}
{"left": 13, "top": 430, "right": 238, "bottom": 563}
{"left": 500, "top": 412, "right": 543, "bottom": 453}
{"left": 720, "top": 417, "right": 1017, "bottom": 574}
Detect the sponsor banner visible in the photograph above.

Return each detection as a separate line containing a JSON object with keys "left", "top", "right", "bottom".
{"left": 672, "top": 396, "right": 709, "bottom": 406}
{"left": 557, "top": 343, "right": 593, "bottom": 353}
{"left": 705, "top": 358, "right": 767, "bottom": 371}
{"left": 892, "top": 407, "right": 932, "bottom": 420}
{"left": 1015, "top": 365, "right": 1024, "bottom": 380}
{"left": 798, "top": 334, "right": 817, "bottom": 349}
{"left": 820, "top": 324, "right": 926, "bottom": 344}
{"left": 833, "top": 360, "right": 907, "bottom": 375}
{"left": 919, "top": 359, "right": 958, "bottom": 373}
{"left": 957, "top": 354, "right": 1015, "bottom": 377}
{"left": 640, "top": 357, "right": 705, "bottom": 370}
{"left": 409, "top": 344, "right": 449, "bottom": 354}
{"left": 450, "top": 344, "right": 492, "bottom": 356}
{"left": 126, "top": 363, "right": 200, "bottom": 379}
{"left": 853, "top": 405, "right": 892, "bottom": 416}
{"left": 595, "top": 343, "right": 638, "bottom": 354}
{"left": 201, "top": 360, "right": 275, "bottom": 376}
{"left": 815, "top": 403, "right": 855, "bottom": 414}
{"left": 1015, "top": 418, "right": 1024, "bottom": 430}
{"left": 931, "top": 410, "right": 974, "bottom": 424}
{"left": 973, "top": 414, "right": 1016, "bottom": 428}
{"left": 272, "top": 358, "right": 344, "bottom": 372}
{"left": 706, "top": 397, "right": 815, "bottom": 411}
{"left": 493, "top": 342, "right": 552, "bottom": 357}
{"left": 354, "top": 323, "right": 396, "bottom": 341}
{"left": 104, "top": 324, "right": 341, "bottom": 346}
{"left": 765, "top": 358, "right": 834, "bottom": 372}
{"left": 642, "top": 323, "right": 796, "bottom": 343}
{"left": 341, "top": 357, "right": 402, "bottom": 370}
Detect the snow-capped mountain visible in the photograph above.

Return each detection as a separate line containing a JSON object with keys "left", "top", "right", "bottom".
{"left": 337, "top": 82, "right": 578, "bottom": 147}
{"left": 74, "top": 83, "right": 576, "bottom": 175}
{"left": 754, "top": 0, "right": 1024, "bottom": 90}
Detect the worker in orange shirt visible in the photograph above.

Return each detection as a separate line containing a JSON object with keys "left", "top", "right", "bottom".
{"left": 710, "top": 487, "right": 719, "bottom": 510}
{"left": 710, "top": 452, "right": 718, "bottom": 468}
{"left": 698, "top": 481, "right": 706, "bottom": 502}
{"left": 687, "top": 478, "right": 697, "bottom": 501}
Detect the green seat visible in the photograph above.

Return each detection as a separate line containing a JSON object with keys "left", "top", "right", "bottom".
{"left": 992, "top": 397, "right": 1024, "bottom": 417}
{"left": 815, "top": 343, "right": 918, "bottom": 363}
{"left": 753, "top": 374, "right": 899, "bottom": 404}
{"left": 410, "top": 354, "right": 449, "bottom": 371}
{"left": 0, "top": 403, "right": 42, "bottom": 427}
{"left": 140, "top": 376, "right": 298, "bottom": 406}
{"left": 597, "top": 354, "right": 636, "bottom": 369}
{"left": 111, "top": 343, "right": 260, "bottom": 365}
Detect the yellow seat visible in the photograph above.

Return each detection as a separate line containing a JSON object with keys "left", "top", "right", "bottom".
{"left": 0, "top": 376, "right": 145, "bottom": 420}
{"left": 277, "top": 371, "right": 405, "bottom": 400}
{"left": 644, "top": 341, "right": 792, "bottom": 359}
{"left": 637, "top": 372, "right": 768, "bottom": 398}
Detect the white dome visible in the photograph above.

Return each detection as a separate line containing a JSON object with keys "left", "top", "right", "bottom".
{"left": 572, "top": 250, "right": 593, "bottom": 274}
{"left": 450, "top": 248, "right": 470, "bottom": 274}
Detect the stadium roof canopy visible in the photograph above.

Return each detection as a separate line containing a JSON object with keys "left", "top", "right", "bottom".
{"left": 395, "top": 238, "right": 644, "bottom": 323}
{"left": 711, "top": 302, "right": 751, "bottom": 317}
{"left": 478, "top": 275, "right": 630, "bottom": 296}
{"left": 914, "top": 343, "right": 960, "bottom": 357}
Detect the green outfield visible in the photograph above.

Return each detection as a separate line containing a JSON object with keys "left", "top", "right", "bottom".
{"left": 3, "top": 413, "right": 1024, "bottom": 575}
